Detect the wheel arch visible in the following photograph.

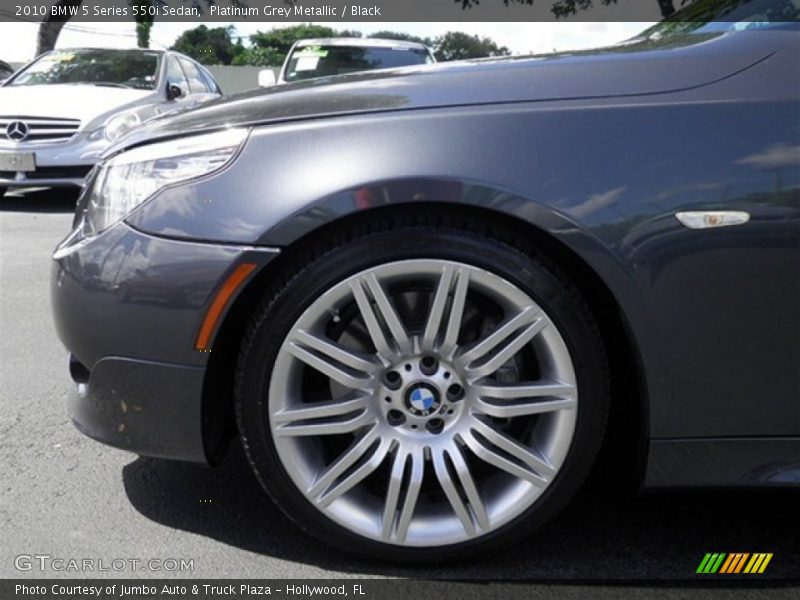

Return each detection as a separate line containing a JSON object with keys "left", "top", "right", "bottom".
{"left": 201, "top": 200, "right": 650, "bottom": 477}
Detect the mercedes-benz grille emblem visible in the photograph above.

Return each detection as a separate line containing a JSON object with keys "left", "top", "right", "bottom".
{"left": 6, "top": 121, "right": 30, "bottom": 142}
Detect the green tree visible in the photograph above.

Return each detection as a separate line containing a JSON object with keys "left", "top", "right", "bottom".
{"left": 433, "top": 32, "right": 511, "bottom": 61}
{"left": 171, "top": 25, "right": 239, "bottom": 65}
{"left": 235, "top": 25, "right": 364, "bottom": 67}
{"left": 232, "top": 46, "right": 284, "bottom": 67}
{"left": 35, "top": 0, "right": 243, "bottom": 56}
{"left": 247, "top": 24, "right": 339, "bottom": 65}
{"left": 133, "top": 0, "right": 154, "bottom": 49}
{"left": 457, "top": 0, "right": 679, "bottom": 18}
{"left": 338, "top": 30, "right": 366, "bottom": 39}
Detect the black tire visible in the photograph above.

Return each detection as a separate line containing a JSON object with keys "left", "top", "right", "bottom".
{"left": 0, "top": 187, "right": 6, "bottom": 199}
{"left": 235, "top": 213, "right": 609, "bottom": 563}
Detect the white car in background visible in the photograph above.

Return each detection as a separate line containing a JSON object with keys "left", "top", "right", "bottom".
{"left": 258, "top": 38, "right": 436, "bottom": 87}
{"left": 0, "top": 47, "right": 222, "bottom": 198}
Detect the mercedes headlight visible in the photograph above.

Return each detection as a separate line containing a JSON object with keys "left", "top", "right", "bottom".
{"left": 80, "top": 128, "right": 248, "bottom": 237}
{"left": 104, "top": 111, "right": 141, "bottom": 142}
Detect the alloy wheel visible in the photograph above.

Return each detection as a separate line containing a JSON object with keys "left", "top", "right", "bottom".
{"left": 268, "top": 259, "right": 578, "bottom": 547}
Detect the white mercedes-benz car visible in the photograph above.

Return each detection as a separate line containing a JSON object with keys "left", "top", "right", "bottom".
{"left": 0, "top": 47, "right": 222, "bottom": 198}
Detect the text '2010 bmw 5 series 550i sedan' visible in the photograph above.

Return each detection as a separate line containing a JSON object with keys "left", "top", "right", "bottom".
{"left": 51, "top": 0, "right": 799, "bottom": 562}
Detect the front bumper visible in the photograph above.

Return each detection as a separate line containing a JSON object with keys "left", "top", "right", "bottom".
{"left": 0, "top": 167, "right": 91, "bottom": 188}
{"left": 51, "top": 221, "right": 278, "bottom": 462}
{"left": 0, "top": 134, "right": 107, "bottom": 188}
{"left": 69, "top": 356, "right": 207, "bottom": 462}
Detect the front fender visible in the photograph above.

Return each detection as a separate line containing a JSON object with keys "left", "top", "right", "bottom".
{"left": 127, "top": 84, "right": 800, "bottom": 439}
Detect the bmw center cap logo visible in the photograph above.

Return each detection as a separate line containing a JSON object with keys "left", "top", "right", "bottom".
{"left": 405, "top": 384, "right": 440, "bottom": 417}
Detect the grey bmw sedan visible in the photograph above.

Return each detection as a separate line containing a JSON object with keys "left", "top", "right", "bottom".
{"left": 51, "top": 0, "right": 799, "bottom": 562}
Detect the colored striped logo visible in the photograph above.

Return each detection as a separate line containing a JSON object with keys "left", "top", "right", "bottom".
{"left": 696, "top": 553, "right": 773, "bottom": 574}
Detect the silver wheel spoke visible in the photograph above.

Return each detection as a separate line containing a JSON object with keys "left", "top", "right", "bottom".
{"left": 316, "top": 438, "right": 394, "bottom": 508}
{"left": 464, "top": 419, "right": 556, "bottom": 486}
{"left": 364, "top": 273, "right": 412, "bottom": 354}
{"left": 432, "top": 444, "right": 489, "bottom": 536}
{"left": 458, "top": 307, "right": 547, "bottom": 380}
{"left": 449, "top": 442, "right": 489, "bottom": 530}
{"left": 292, "top": 330, "right": 378, "bottom": 374}
{"left": 286, "top": 334, "right": 374, "bottom": 390}
{"left": 308, "top": 427, "right": 380, "bottom": 502}
{"left": 273, "top": 395, "right": 374, "bottom": 437}
{"left": 421, "top": 266, "right": 469, "bottom": 356}
{"left": 381, "top": 450, "right": 406, "bottom": 541}
{"left": 381, "top": 447, "right": 424, "bottom": 543}
{"left": 394, "top": 447, "right": 424, "bottom": 543}
{"left": 350, "top": 274, "right": 412, "bottom": 357}
{"left": 474, "top": 381, "right": 576, "bottom": 418}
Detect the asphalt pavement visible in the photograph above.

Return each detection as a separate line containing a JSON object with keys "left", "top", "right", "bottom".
{"left": 0, "top": 188, "right": 798, "bottom": 592}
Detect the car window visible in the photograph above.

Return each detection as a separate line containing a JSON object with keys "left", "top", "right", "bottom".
{"left": 166, "top": 56, "right": 189, "bottom": 94}
{"left": 284, "top": 45, "right": 432, "bottom": 82}
{"left": 9, "top": 49, "right": 160, "bottom": 90}
{"left": 198, "top": 65, "right": 221, "bottom": 94}
{"left": 179, "top": 58, "right": 208, "bottom": 95}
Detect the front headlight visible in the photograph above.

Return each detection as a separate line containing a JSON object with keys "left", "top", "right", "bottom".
{"left": 80, "top": 128, "right": 248, "bottom": 237}
{"left": 104, "top": 111, "right": 141, "bottom": 142}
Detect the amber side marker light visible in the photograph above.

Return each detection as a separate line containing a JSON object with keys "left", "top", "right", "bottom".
{"left": 195, "top": 262, "right": 258, "bottom": 351}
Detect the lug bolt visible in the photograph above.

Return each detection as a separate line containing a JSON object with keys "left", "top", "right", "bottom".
{"left": 387, "top": 410, "right": 406, "bottom": 426}
{"left": 384, "top": 370, "right": 402, "bottom": 390}
{"left": 426, "top": 418, "right": 445, "bottom": 434}
{"left": 420, "top": 355, "right": 438, "bottom": 376}
{"left": 447, "top": 383, "right": 465, "bottom": 402}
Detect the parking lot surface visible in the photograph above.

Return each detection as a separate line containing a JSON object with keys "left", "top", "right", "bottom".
{"left": 1, "top": 189, "right": 798, "bottom": 587}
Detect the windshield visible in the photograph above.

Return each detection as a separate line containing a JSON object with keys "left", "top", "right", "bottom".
{"left": 284, "top": 45, "right": 432, "bottom": 82}
{"left": 9, "top": 49, "right": 161, "bottom": 90}
{"left": 638, "top": 0, "right": 800, "bottom": 40}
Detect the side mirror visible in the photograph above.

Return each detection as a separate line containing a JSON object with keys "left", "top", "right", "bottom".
{"left": 167, "top": 83, "right": 184, "bottom": 100}
{"left": 258, "top": 69, "right": 276, "bottom": 88}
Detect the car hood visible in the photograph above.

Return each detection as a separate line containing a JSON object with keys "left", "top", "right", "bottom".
{"left": 119, "top": 30, "right": 783, "bottom": 148}
{"left": 0, "top": 84, "right": 152, "bottom": 124}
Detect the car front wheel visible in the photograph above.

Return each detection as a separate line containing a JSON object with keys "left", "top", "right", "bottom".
{"left": 235, "top": 215, "right": 609, "bottom": 561}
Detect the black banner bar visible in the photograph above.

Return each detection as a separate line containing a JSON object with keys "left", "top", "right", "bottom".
{"left": 0, "top": 0, "right": 679, "bottom": 24}
{"left": 4, "top": 580, "right": 800, "bottom": 600}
